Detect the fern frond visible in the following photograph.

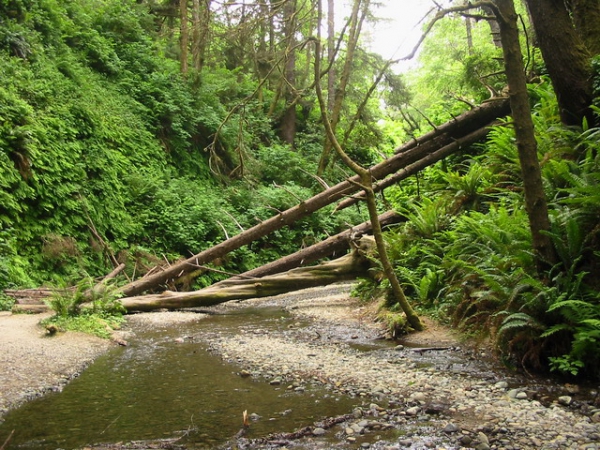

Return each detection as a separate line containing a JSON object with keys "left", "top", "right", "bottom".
{"left": 540, "top": 323, "right": 572, "bottom": 338}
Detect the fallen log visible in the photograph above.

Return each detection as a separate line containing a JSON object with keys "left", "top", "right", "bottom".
{"left": 97, "top": 263, "right": 126, "bottom": 285}
{"left": 119, "top": 238, "right": 376, "bottom": 312}
{"left": 117, "top": 98, "right": 510, "bottom": 297}
{"left": 224, "top": 210, "right": 403, "bottom": 281}
{"left": 6, "top": 212, "right": 400, "bottom": 314}
{"left": 11, "top": 304, "right": 50, "bottom": 314}
{"left": 334, "top": 122, "right": 498, "bottom": 211}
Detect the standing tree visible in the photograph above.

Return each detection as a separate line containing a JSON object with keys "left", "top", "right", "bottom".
{"left": 279, "top": 0, "right": 298, "bottom": 146}
{"left": 317, "top": 0, "right": 370, "bottom": 175}
{"left": 524, "top": 0, "right": 595, "bottom": 127}
{"left": 191, "top": 0, "right": 211, "bottom": 72}
{"left": 180, "top": 0, "right": 189, "bottom": 74}
{"left": 567, "top": 0, "right": 600, "bottom": 56}
{"left": 312, "top": 2, "right": 423, "bottom": 331}
{"left": 411, "top": 1, "right": 559, "bottom": 271}
{"left": 493, "top": 0, "right": 558, "bottom": 270}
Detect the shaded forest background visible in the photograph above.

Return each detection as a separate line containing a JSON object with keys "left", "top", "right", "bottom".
{"left": 1, "top": 0, "right": 600, "bottom": 378}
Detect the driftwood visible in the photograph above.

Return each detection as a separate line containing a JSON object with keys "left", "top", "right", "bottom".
{"left": 118, "top": 237, "right": 376, "bottom": 312}
{"left": 7, "top": 265, "right": 125, "bottom": 313}
{"left": 117, "top": 98, "right": 510, "bottom": 298}
{"left": 6, "top": 287, "right": 73, "bottom": 313}
{"left": 98, "top": 263, "right": 126, "bottom": 284}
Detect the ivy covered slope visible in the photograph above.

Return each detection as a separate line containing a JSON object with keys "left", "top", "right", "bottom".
{"left": 0, "top": 0, "right": 361, "bottom": 296}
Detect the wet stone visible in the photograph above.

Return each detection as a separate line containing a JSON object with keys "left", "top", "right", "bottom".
{"left": 312, "top": 427, "right": 326, "bottom": 436}
{"left": 442, "top": 423, "right": 459, "bottom": 433}
{"left": 559, "top": 395, "right": 573, "bottom": 406}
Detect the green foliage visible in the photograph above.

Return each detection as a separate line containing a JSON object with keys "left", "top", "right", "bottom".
{"left": 592, "top": 56, "right": 600, "bottom": 106}
{"left": 0, "top": 229, "right": 34, "bottom": 295}
{"left": 437, "top": 161, "right": 495, "bottom": 212}
{"left": 352, "top": 82, "right": 600, "bottom": 378}
{"left": 398, "top": 197, "right": 450, "bottom": 239}
{"left": 407, "top": 13, "right": 504, "bottom": 123}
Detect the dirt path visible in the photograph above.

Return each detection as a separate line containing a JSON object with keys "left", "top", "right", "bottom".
{"left": 0, "top": 311, "right": 111, "bottom": 419}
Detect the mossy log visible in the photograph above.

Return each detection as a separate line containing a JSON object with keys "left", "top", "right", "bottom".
{"left": 119, "top": 238, "right": 376, "bottom": 312}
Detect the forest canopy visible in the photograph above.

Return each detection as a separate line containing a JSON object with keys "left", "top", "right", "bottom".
{"left": 1, "top": 0, "right": 600, "bottom": 378}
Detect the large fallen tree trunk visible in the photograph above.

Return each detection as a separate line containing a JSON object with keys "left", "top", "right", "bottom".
{"left": 220, "top": 210, "right": 403, "bottom": 281}
{"left": 119, "top": 241, "right": 374, "bottom": 312}
{"left": 5, "top": 212, "right": 402, "bottom": 314}
{"left": 334, "top": 122, "right": 498, "bottom": 211}
{"left": 118, "top": 98, "right": 510, "bottom": 297}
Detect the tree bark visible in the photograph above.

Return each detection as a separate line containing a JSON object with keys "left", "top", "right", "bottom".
{"left": 116, "top": 97, "right": 510, "bottom": 297}
{"left": 317, "top": 0, "right": 369, "bottom": 175}
{"left": 482, "top": 6, "right": 502, "bottom": 47}
{"left": 180, "top": 0, "right": 189, "bottom": 74}
{"left": 495, "top": 0, "right": 557, "bottom": 270}
{"left": 568, "top": 0, "right": 600, "bottom": 56}
{"left": 335, "top": 121, "right": 498, "bottom": 211}
{"left": 279, "top": 0, "right": 298, "bottom": 146}
{"left": 327, "top": 0, "right": 335, "bottom": 114}
{"left": 191, "top": 0, "right": 210, "bottom": 72}
{"left": 232, "top": 210, "right": 403, "bottom": 279}
{"left": 524, "top": 0, "right": 594, "bottom": 127}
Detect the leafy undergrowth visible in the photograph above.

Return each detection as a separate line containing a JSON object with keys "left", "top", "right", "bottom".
{"left": 41, "top": 278, "right": 125, "bottom": 339}
{"left": 358, "top": 82, "right": 600, "bottom": 379}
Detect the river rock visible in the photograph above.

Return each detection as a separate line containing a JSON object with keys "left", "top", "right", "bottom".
{"left": 559, "top": 395, "right": 573, "bottom": 406}
{"left": 442, "top": 423, "right": 459, "bottom": 433}
{"left": 411, "top": 392, "right": 427, "bottom": 402}
{"left": 312, "top": 427, "right": 326, "bottom": 436}
{"left": 406, "top": 406, "right": 420, "bottom": 415}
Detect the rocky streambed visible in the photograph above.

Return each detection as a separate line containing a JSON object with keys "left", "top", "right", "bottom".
{"left": 2, "top": 283, "right": 600, "bottom": 450}
{"left": 191, "top": 283, "right": 600, "bottom": 450}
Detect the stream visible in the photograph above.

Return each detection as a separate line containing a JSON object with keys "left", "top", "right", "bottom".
{"left": 0, "top": 307, "right": 361, "bottom": 449}
{"left": 2, "top": 285, "right": 596, "bottom": 450}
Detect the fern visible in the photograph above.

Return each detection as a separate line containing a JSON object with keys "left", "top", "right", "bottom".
{"left": 498, "top": 312, "right": 546, "bottom": 334}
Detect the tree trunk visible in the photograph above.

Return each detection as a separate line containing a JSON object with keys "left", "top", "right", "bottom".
{"left": 313, "top": 26, "right": 423, "bottom": 331}
{"left": 495, "top": 0, "right": 557, "bottom": 270}
{"left": 180, "top": 0, "right": 189, "bottom": 74}
{"left": 482, "top": 6, "right": 502, "bottom": 47}
{"left": 279, "top": 0, "right": 297, "bottom": 146}
{"left": 119, "top": 243, "right": 374, "bottom": 312}
{"left": 569, "top": 0, "right": 600, "bottom": 56}
{"left": 335, "top": 119, "right": 499, "bottom": 211}
{"left": 232, "top": 210, "right": 403, "bottom": 279}
{"left": 317, "top": 0, "right": 369, "bottom": 175}
{"left": 524, "top": 0, "right": 594, "bottom": 127}
{"left": 327, "top": 0, "right": 335, "bottom": 114}
{"left": 191, "top": 0, "right": 210, "bottom": 72}
{"left": 116, "top": 97, "right": 510, "bottom": 298}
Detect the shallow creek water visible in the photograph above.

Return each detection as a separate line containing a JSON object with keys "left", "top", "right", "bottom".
{"left": 0, "top": 307, "right": 360, "bottom": 449}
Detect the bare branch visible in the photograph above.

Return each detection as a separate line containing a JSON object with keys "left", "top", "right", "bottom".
{"left": 401, "top": 1, "right": 501, "bottom": 61}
